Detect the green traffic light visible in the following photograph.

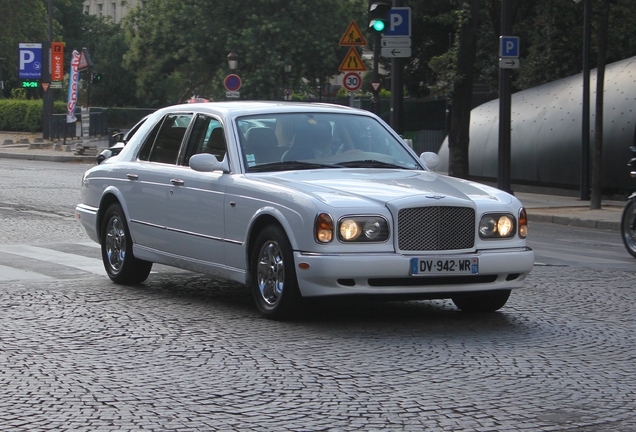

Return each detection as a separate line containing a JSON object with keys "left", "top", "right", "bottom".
{"left": 372, "top": 20, "right": 385, "bottom": 32}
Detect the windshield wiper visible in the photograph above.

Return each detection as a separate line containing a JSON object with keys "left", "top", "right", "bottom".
{"left": 247, "top": 160, "right": 342, "bottom": 172}
{"left": 336, "top": 160, "right": 411, "bottom": 169}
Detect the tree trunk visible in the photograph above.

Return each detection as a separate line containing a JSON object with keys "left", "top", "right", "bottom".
{"left": 448, "top": 0, "right": 481, "bottom": 179}
{"left": 590, "top": 0, "right": 611, "bottom": 210}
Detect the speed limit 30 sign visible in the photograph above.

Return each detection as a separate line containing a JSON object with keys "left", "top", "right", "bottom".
{"left": 343, "top": 72, "right": 362, "bottom": 92}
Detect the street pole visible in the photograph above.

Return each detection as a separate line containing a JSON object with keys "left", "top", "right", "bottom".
{"left": 372, "top": 32, "right": 381, "bottom": 116}
{"left": 580, "top": 0, "right": 591, "bottom": 201}
{"left": 389, "top": 0, "right": 404, "bottom": 135}
{"left": 497, "top": 0, "right": 512, "bottom": 194}
{"left": 41, "top": 0, "right": 54, "bottom": 140}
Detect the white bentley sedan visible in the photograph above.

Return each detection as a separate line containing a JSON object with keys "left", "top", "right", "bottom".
{"left": 77, "top": 102, "right": 534, "bottom": 319}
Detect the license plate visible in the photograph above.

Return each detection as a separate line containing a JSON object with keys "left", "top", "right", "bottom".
{"left": 410, "top": 257, "right": 479, "bottom": 276}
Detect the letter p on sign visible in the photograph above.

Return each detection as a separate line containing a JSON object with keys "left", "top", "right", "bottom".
{"left": 499, "top": 36, "right": 520, "bottom": 58}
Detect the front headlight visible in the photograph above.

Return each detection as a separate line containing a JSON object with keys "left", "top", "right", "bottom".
{"left": 479, "top": 213, "right": 516, "bottom": 239}
{"left": 338, "top": 216, "right": 389, "bottom": 242}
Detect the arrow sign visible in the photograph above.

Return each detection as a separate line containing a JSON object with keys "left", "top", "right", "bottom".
{"left": 499, "top": 58, "right": 520, "bottom": 69}
{"left": 380, "top": 47, "right": 411, "bottom": 58}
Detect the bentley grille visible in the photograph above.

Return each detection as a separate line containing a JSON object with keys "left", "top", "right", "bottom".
{"left": 397, "top": 206, "right": 475, "bottom": 251}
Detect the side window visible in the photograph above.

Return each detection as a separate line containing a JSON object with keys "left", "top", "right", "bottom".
{"left": 138, "top": 114, "right": 192, "bottom": 164}
{"left": 183, "top": 115, "right": 226, "bottom": 165}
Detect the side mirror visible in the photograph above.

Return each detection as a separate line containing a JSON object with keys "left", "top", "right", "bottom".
{"left": 189, "top": 153, "right": 229, "bottom": 173}
{"left": 420, "top": 152, "right": 440, "bottom": 170}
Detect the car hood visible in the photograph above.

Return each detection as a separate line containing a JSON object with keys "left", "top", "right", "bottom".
{"left": 251, "top": 169, "right": 514, "bottom": 208}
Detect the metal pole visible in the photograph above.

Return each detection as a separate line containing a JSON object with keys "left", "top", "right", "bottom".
{"left": 580, "top": 0, "right": 591, "bottom": 200}
{"left": 389, "top": 0, "right": 404, "bottom": 135}
{"left": 372, "top": 32, "right": 381, "bottom": 116}
{"left": 497, "top": 0, "right": 512, "bottom": 193}
{"left": 42, "top": 0, "right": 54, "bottom": 140}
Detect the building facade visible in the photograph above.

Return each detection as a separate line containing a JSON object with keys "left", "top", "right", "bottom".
{"left": 82, "top": 0, "right": 140, "bottom": 23}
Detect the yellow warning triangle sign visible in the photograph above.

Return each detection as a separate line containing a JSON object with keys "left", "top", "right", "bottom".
{"left": 338, "top": 47, "right": 367, "bottom": 72}
{"left": 339, "top": 21, "right": 367, "bottom": 46}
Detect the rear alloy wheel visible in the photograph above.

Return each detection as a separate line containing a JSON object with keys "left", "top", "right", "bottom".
{"left": 101, "top": 204, "right": 152, "bottom": 284}
{"left": 452, "top": 289, "right": 511, "bottom": 313}
{"left": 250, "top": 225, "right": 302, "bottom": 319}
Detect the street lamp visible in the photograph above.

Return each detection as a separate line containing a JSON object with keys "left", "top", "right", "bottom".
{"left": 227, "top": 52, "right": 239, "bottom": 70}
{"left": 283, "top": 61, "right": 292, "bottom": 100}
{"left": 574, "top": 0, "right": 591, "bottom": 201}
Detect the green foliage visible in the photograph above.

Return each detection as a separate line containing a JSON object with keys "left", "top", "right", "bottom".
{"left": 0, "top": 100, "right": 66, "bottom": 132}
{"left": 123, "top": 0, "right": 365, "bottom": 105}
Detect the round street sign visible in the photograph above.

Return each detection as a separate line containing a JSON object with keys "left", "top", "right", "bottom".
{"left": 224, "top": 74, "right": 242, "bottom": 91}
{"left": 343, "top": 72, "right": 362, "bottom": 92}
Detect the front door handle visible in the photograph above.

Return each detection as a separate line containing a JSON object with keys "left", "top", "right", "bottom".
{"left": 170, "top": 178, "right": 185, "bottom": 186}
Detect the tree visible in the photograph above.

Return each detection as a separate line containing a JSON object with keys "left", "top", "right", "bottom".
{"left": 122, "top": 0, "right": 364, "bottom": 106}
{"left": 447, "top": 0, "right": 482, "bottom": 179}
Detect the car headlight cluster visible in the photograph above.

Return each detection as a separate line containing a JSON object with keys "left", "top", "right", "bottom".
{"left": 479, "top": 213, "right": 516, "bottom": 239}
{"left": 315, "top": 213, "right": 389, "bottom": 243}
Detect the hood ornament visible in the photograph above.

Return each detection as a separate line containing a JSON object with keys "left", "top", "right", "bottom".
{"left": 425, "top": 195, "right": 446, "bottom": 200}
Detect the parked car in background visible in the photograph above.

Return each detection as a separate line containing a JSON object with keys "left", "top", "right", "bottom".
{"left": 77, "top": 101, "right": 534, "bottom": 319}
{"left": 96, "top": 116, "right": 149, "bottom": 164}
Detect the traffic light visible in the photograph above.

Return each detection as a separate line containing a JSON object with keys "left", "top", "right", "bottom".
{"left": 368, "top": 0, "right": 392, "bottom": 33}
{"left": 91, "top": 72, "right": 102, "bottom": 84}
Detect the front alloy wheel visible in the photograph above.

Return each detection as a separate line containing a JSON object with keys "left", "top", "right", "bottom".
{"left": 251, "top": 225, "right": 302, "bottom": 319}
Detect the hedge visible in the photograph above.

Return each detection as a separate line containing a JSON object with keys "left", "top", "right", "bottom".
{"left": 0, "top": 100, "right": 67, "bottom": 132}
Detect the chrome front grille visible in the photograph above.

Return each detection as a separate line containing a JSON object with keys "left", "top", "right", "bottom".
{"left": 397, "top": 206, "right": 475, "bottom": 251}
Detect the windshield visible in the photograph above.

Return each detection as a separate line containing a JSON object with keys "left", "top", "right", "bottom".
{"left": 236, "top": 113, "right": 422, "bottom": 172}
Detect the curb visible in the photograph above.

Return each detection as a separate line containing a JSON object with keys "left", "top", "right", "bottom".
{"left": 528, "top": 213, "right": 620, "bottom": 231}
{"left": 0, "top": 151, "right": 95, "bottom": 163}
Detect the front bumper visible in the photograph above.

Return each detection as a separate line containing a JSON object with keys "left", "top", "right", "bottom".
{"left": 293, "top": 247, "right": 534, "bottom": 297}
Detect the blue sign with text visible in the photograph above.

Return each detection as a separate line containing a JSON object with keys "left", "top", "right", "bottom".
{"left": 19, "top": 43, "right": 43, "bottom": 79}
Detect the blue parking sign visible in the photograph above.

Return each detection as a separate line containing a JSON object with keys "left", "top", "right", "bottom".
{"left": 19, "top": 43, "right": 43, "bottom": 79}
{"left": 383, "top": 7, "right": 411, "bottom": 37}
{"left": 499, "top": 36, "right": 520, "bottom": 58}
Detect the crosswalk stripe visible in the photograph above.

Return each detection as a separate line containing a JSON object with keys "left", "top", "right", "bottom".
{"left": 0, "top": 264, "right": 55, "bottom": 281}
{"left": 0, "top": 244, "right": 105, "bottom": 277}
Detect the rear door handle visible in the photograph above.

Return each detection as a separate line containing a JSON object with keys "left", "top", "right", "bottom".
{"left": 126, "top": 174, "right": 139, "bottom": 180}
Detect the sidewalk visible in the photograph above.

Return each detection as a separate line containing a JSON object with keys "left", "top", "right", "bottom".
{"left": 0, "top": 131, "right": 108, "bottom": 163}
{"left": 0, "top": 131, "right": 626, "bottom": 232}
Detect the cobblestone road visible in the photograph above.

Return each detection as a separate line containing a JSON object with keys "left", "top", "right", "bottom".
{"left": 1, "top": 254, "right": 635, "bottom": 431}
{"left": 1, "top": 159, "right": 635, "bottom": 431}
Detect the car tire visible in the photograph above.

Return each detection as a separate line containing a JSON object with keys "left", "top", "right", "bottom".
{"left": 101, "top": 203, "right": 152, "bottom": 284}
{"left": 250, "top": 225, "right": 302, "bottom": 319}
{"left": 620, "top": 199, "right": 636, "bottom": 258}
{"left": 451, "top": 289, "right": 511, "bottom": 313}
